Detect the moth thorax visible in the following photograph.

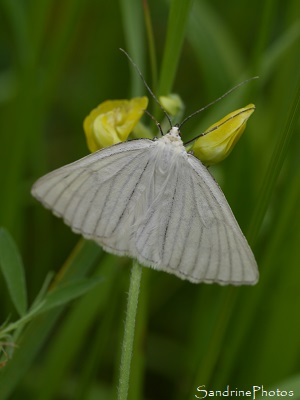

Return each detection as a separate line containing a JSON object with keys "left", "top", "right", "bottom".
{"left": 159, "top": 126, "right": 185, "bottom": 155}
{"left": 168, "top": 126, "right": 180, "bottom": 138}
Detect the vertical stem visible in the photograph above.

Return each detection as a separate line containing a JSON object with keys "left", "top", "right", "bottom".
{"left": 118, "top": 261, "right": 143, "bottom": 400}
{"left": 143, "top": 0, "right": 158, "bottom": 92}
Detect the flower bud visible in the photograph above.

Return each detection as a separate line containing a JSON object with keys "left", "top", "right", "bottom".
{"left": 159, "top": 94, "right": 184, "bottom": 116}
{"left": 192, "top": 104, "right": 255, "bottom": 166}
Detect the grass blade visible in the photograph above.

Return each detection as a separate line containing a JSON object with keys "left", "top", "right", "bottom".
{"left": 158, "top": 0, "right": 194, "bottom": 96}
{"left": 119, "top": 0, "right": 145, "bottom": 96}
{"left": 0, "top": 228, "right": 27, "bottom": 316}
{"left": 0, "top": 239, "right": 101, "bottom": 399}
{"left": 247, "top": 72, "right": 300, "bottom": 245}
{"left": 38, "top": 277, "right": 103, "bottom": 314}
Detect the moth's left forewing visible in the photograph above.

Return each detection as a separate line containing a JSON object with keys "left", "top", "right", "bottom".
{"left": 31, "top": 138, "right": 155, "bottom": 251}
{"left": 186, "top": 154, "right": 259, "bottom": 285}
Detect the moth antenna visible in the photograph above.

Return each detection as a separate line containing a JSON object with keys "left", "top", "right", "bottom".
{"left": 120, "top": 48, "right": 173, "bottom": 130}
{"left": 178, "top": 77, "right": 259, "bottom": 129}
{"left": 144, "top": 109, "right": 164, "bottom": 136}
{"left": 184, "top": 106, "right": 255, "bottom": 146}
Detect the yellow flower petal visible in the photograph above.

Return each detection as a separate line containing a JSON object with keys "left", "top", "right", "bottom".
{"left": 192, "top": 104, "right": 255, "bottom": 166}
{"left": 83, "top": 97, "right": 148, "bottom": 152}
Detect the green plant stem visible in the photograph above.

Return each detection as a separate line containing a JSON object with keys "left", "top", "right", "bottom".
{"left": 0, "top": 303, "right": 44, "bottom": 340}
{"left": 119, "top": 0, "right": 145, "bottom": 96}
{"left": 118, "top": 260, "right": 143, "bottom": 400}
{"left": 143, "top": 0, "right": 158, "bottom": 92}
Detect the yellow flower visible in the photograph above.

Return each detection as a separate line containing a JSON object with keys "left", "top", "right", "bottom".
{"left": 191, "top": 104, "right": 255, "bottom": 166}
{"left": 83, "top": 97, "right": 148, "bottom": 152}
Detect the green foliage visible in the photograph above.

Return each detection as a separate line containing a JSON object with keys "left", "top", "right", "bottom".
{"left": 0, "top": 228, "right": 27, "bottom": 316}
{"left": 0, "top": 0, "right": 300, "bottom": 399}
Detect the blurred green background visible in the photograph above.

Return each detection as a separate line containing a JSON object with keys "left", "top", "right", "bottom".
{"left": 0, "top": 0, "right": 300, "bottom": 399}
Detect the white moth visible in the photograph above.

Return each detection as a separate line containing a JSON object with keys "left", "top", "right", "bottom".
{"left": 31, "top": 125, "right": 258, "bottom": 285}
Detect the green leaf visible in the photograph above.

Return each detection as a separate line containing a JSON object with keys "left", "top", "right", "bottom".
{"left": 0, "top": 239, "right": 102, "bottom": 399}
{"left": 247, "top": 71, "right": 300, "bottom": 245}
{"left": 38, "top": 277, "right": 104, "bottom": 314}
{"left": 187, "top": 1, "right": 243, "bottom": 91}
{"left": 158, "top": 0, "right": 194, "bottom": 96}
{"left": 262, "top": 21, "right": 300, "bottom": 79}
{"left": 0, "top": 227, "right": 27, "bottom": 316}
{"left": 119, "top": 0, "right": 145, "bottom": 96}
